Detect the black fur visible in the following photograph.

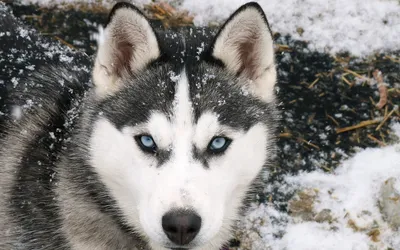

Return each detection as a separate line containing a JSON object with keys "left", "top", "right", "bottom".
{"left": 9, "top": 69, "right": 89, "bottom": 249}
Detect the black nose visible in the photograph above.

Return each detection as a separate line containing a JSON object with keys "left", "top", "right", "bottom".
{"left": 162, "top": 210, "right": 202, "bottom": 245}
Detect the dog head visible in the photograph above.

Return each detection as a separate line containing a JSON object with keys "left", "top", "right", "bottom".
{"left": 89, "top": 2, "right": 277, "bottom": 249}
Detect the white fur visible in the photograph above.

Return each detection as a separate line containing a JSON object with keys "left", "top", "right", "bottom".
{"left": 212, "top": 7, "right": 276, "bottom": 102}
{"left": 89, "top": 72, "right": 270, "bottom": 249}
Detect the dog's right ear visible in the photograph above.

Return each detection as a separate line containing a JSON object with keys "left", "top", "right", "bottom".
{"left": 93, "top": 2, "right": 160, "bottom": 97}
{"left": 209, "top": 3, "right": 276, "bottom": 102}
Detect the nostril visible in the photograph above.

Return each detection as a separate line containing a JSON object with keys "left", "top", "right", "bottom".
{"left": 165, "top": 225, "right": 178, "bottom": 233}
{"left": 162, "top": 209, "right": 202, "bottom": 245}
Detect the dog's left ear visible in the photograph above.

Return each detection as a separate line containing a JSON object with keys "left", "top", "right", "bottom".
{"left": 210, "top": 2, "right": 276, "bottom": 101}
{"left": 93, "top": 2, "right": 160, "bottom": 97}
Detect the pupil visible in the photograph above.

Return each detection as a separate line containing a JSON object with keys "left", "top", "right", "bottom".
{"left": 143, "top": 136, "right": 152, "bottom": 146}
{"left": 213, "top": 138, "right": 224, "bottom": 148}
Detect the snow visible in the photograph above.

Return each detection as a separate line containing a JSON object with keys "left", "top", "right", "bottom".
{"left": 11, "top": 106, "right": 22, "bottom": 120}
{"left": 394, "top": 178, "right": 400, "bottom": 194}
{"left": 182, "top": 0, "right": 400, "bottom": 56}
{"left": 280, "top": 222, "right": 370, "bottom": 250}
{"left": 238, "top": 122, "right": 400, "bottom": 250}
{"left": 20, "top": 0, "right": 399, "bottom": 56}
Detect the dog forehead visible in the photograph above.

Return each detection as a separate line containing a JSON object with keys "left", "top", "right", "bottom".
{"left": 99, "top": 66, "right": 267, "bottom": 132}
{"left": 186, "top": 66, "right": 269, "bottom": 130}
{"left": 99, "top": 26, "right": 269, "bottom": 130}
{"left": 160, "top": 67, "right": 266, "bottom": 130}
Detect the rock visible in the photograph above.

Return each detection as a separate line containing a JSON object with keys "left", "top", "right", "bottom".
{"left": 236, "top": 231, "right": 264, "bottom": 250}
{"left": 314, "top": 209, "right": 333, "bottom": 223}
{"left": 296, "top": 27, "right": 304, "bottom": 36}
{"left": 379, "top": 177, "right": 400, "bottom": 229}
{"left": 367, "top": 228, "right": 380, "bottom": 242}
{"left": 288, "top": 189, "right": 317, "bottom": 221}
{"left": 347, "top": 211, "right": 376, "bottom": 231}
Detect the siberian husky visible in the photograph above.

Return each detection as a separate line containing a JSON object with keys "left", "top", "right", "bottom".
{"left": 0, "top": 2, "right": 278, "bottom": 249}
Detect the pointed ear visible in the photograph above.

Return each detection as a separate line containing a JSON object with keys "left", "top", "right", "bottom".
{"left": 211, "top": 2, "right": 276, "bottom": 101}
{"left": 93, "top": 2, "right": 160, "bottom": 97}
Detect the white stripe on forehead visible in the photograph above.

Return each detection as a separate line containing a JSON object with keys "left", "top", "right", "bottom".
{"left": 173, "top": 70, "right": 193, "bottom": 131}
{"left": 171, "top": 70, "right": 194, "bottom": 158}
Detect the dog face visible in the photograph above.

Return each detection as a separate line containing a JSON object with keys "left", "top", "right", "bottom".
{"left": 89, "top": 2, "right": 277, "bottom": 249}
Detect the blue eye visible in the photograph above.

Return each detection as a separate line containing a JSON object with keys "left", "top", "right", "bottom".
{"left": 141, "top": 135, "right": 155, "bottom": 147}
{"left": 135, "top": 135, "right": 157, "bottom": 153}
{"left": 208, "top": 137, "right": 231, "bottom": 154}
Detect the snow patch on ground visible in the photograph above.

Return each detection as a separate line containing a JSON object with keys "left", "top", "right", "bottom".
{"left": 182, "top": 0, "right": 400, "bottom": 56}
{"left": 280, "top": 222, "right": 370, "bottom": 250}
{"left": 18, "top": 0, "right": 400, "bottom": 56}
{"left": 394, "top": 176, "right": 400, "bottom": 194}
{"left": 19, "top": 0, "right": 150, "bottom": 7}
{"left": 392, "top": 122, "right": 400, "bottom": 139}
{"left": 238, "top": 122, "right": 400, "bottom": 250}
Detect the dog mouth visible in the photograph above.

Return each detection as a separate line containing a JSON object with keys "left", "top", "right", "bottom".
{"left": 167, "top": 245, "right": 192, "bottom": 250}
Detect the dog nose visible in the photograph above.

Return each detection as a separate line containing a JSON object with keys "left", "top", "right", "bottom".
{"left": 162, "top": 210, "right": 202, "bottom": 245}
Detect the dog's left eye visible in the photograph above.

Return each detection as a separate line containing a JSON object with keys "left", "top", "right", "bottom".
{"left": 207, "top": 137, "right": 232, "bottom": 154}
{"left": 135, "top": 135, "right": 157, "bottom": 153}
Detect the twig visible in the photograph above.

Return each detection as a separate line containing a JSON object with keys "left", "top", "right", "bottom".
{"left": 54, "top": 36, "right": 76, "bottom": 49}
{"left": 369, "top": 96, "right": 376, "bottom": 106}
{"left": 308, "top": 78, "right": 320, "bottom": 89}
{"left": 367, "top": 134, "right": 387, "bottom": 147}
{"left": 308, "top": 113, "right": 316, "bottom": 124}
{"left": 372, "top": 69, "right": 388, "bottom": 109}
{"left": 326, "top": 114, "right": 340, "bottom": 127}
{"left": 384, "top": 55, "right": 400, "bottom": 64}
{"left": 384, "top": 105, "right": 388, "bottom": 118}
{"left": 319, "top": 165, "right": 332, "bottom": 172}
{"left": 275, "top": 44, "right": 292, "bottom": 52}
{"left": 279, "top": 133, "right": 292, "bottom": 138}
{"left": 376, "top": 107, "right": 397, "bottom": 131}
{"left": 343, "top": 68, "right": 365, "bottom": 79}
{"left": 336, "top": 119, "right": 381, "bottom": 134}
{"left": 341, "top": 75, "right": 353, "bottom": 87}
{"left": 298, "top": 138, "right": 320, "bottom": 150}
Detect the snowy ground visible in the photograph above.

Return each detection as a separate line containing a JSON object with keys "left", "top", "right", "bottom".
{"left": 238, "top": 123, "right": 400, "bottom": 249}
{"left": 19, "top": 0, "right": 400, "bottom": 56}
{"left": 4, "top": 0, "right": 400, "bottom": 249}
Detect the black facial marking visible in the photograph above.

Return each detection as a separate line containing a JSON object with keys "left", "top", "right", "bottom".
{"left": 156, "top": 149, "right": 172, "bottom": 167}
{"left": 192, "top": 146, "right": 209, "bottom": 169}
{"left": 187, "top": 64, "right": 274, "bottom": 130}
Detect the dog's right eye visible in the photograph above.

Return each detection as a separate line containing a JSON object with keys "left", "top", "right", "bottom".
{"left": 134, "top": 135, "right": 157, "bottom": 154}
{"left": 207, "top": 136, "right": 232, "bottom": 155}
